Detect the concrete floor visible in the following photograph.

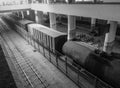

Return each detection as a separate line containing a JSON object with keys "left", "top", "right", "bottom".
{"left": 4, "top": 30, "right": 79, "bottom": 88}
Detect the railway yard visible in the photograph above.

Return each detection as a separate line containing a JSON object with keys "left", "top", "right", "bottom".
{"left": 0, "top": 17, "right": 79, "bottom": 88}
{"left": 1, "top": 0, "right": 120, "bottom": 88}
{"left": 0, "top": 13, "right": 120, "bottom": 88}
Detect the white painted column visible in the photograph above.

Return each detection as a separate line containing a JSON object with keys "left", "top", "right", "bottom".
{"left": 12, "top": 12, "right": 16, "bottom": 16}
{"left": 35, "top": 11, "right": 38, "bottom": 22}
{"left": 94, "top": 0, "right": 101, "bottom": 3}
{"left": 21, "top": 11, "right": 24, "bottom": 19}
{"left": 44, "top": 0, "right": 47, "bottom": 3}
{"left": 35, "top": 11, "right": 44, "bottom": 24}
{"left": 68, "top": 0, "right": 75, "bottom": 3}
{"left": 49, "top": 13, "right": 56, "bottom": 30}
{"left": 91, "top": 18, "right": 96, "bottom": 31}
{"left": 26, "top": 0, "right": 28, "bottom": 4}
{"left": 68, "top": 15, "right": 76, "bottom": 40}
{"left": 17, "top": 11, "right": 19, "bottom": 17}
{"left": 103, "top": 21, "right": 117, "bottom": 54}
{"left": 47, "top": 0, "right": 54, "bottom": 3}
{"left": 27, "top": 10, "right": 30, "bottom": 15}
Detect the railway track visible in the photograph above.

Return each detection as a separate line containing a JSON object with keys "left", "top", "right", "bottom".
{"left": 0, "top": 31, "right": 50, "bottom": 88}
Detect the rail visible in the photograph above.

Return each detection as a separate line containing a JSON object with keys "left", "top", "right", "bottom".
{"left": 0, "top": 30, "right": 49, "bottom": 88}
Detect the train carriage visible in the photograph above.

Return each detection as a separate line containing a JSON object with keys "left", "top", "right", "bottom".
{"left": 62, "top": 41, "right": 120, "bottom": 88}
{"left": 35, "top": 27, "right": 67, "bottom": 53}
{"left": 27, "top": 23, "right": 67, "bottom": 53}
{"left": 28, "top": 23, "right": 43, "bottom": 35}
{"left": 18, "top": 19, "right": 34, "bottom": 32}
{"left": 17, "top": 19, "right": 33, "bottom": 36}
{"left": 27, "top": 24, "right": 42, "bottom": 45}
{"left": 16, "top": 19, "right": 34, "bottom": 40}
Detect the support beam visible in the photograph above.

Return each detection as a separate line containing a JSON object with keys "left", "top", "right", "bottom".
{"left": 17, "top": 11, "right": 20, "bottom": 17}
{"left": 68, "top": 0, "right": 75, "bottom": 4}
{"left": 44, "top": 0, "right": 47, "bottom": 3}
{"left": 49, "top": 13, "right": 56, "bottom": 30}
{"left": 35, "top": 11, "right": 38, "bottom": 22}
{"left": 67, "top": 15, "right": 76, "bottom": 40}
{"left": 26, "top": 10, "right": 30, "bottom": 20}
{"left": 103, "top": 21, "right": 117, "bottom": 54}
{"left": 13, "top": 12, "right": 18, "bottom": 17}
{"left": 94, "top": 0, "right": 101, "bottom": 3}
{"left": 91, "top": 18, "right": 96, "bottom": 31}
{"left": 21, "top": 11, "right": 24, "bottom": 19}
{"left": 35, "top": 11, "right": 44, "bottom": 24}
{"left": 27, "top": 10, "right": 30, "bottom": 15}
{"left": 47, "top": 0, "right": 54, "bottom": 4}
{"left": 23, "top": 10, "right": 29, "bottom": 19}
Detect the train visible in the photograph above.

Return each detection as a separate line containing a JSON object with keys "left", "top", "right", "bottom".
{"left": 14, "top": 16, "right": 67, "bottom": 53}
{"left": 2, "top": 14, "right": 120, "bottom": 88}
{"left": 27, "top": 23, "right": 67, "bottom": 53}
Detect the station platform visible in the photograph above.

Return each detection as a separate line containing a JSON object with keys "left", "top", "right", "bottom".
{"left": 1, "top": 30, "right": 79, "bottom": 88}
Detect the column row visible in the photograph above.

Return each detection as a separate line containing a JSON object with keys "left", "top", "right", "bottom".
{"left": 14, "top": 10, "right": 118, "bottom": 54}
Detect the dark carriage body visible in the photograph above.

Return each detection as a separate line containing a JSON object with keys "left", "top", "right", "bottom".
{"left": 18, "top": 19, "right": 34, "bottom": 32}
{"left": 62, "top": 41, "right": 120, "bottom": 88}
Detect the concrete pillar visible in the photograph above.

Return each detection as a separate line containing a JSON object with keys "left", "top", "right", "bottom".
{"left": 42, "top": 0, "right": 44, "bottom": 3}
{"left": 26, "top": 0, "right": 28, "bottom": 4}
{"left": 49, "top": 13, "right": 56, "bottom": 30}
{"left": 47, "top": 0, "right": 56, "bottom": 4}
{"left": 94, "top": 0, "right": 101, "bottom": 3}
{"left": 103, "top": 21, "right": 117, "bottom": 54}
{"left": 18, "top": 11, "right": 22, "bottom": 18}
{"left": 35, "top": 11, "right": 44, "bottom": 24}
{"left": 44, "top": 0, "right": 47, "bottom": 3}
{"left": 35, "top": 11, "right": 38, "bottom": 22}
{"left": 12, "top": 12, "right": 17, "bottom": 16}
{"left": 68, "top": 15, "right": 76, "bottom": 40}
{"left": 68, "top": 0, "right": 75, "bottom": 3}
{"left": 23, "top": 11, "right": 28, "bottom": 19}
{"left": 107, "top": 20, "right": 110, "bottom": 24}
{"left": 47, "top": 0, "right": 54, "bottom": 3}
{"left": 27, "top": 10, "right": 30, "bottom": 15}
{"left": 17, "top": 11, "right": 20, "bottom": 17}
{"left": 16, "top": 12, "right": 18, "bottom": 17}
{"left": 21, "top": 11, "right": 24, "bottom": 19}
{"left": 91, "top": 18, "right": 96, "bottom": 31}
{"left": 79, "top": 16, "right": 82, "bottom": 20}
{"left": 26, "top": 10, "right": 30, "bottom": 20}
